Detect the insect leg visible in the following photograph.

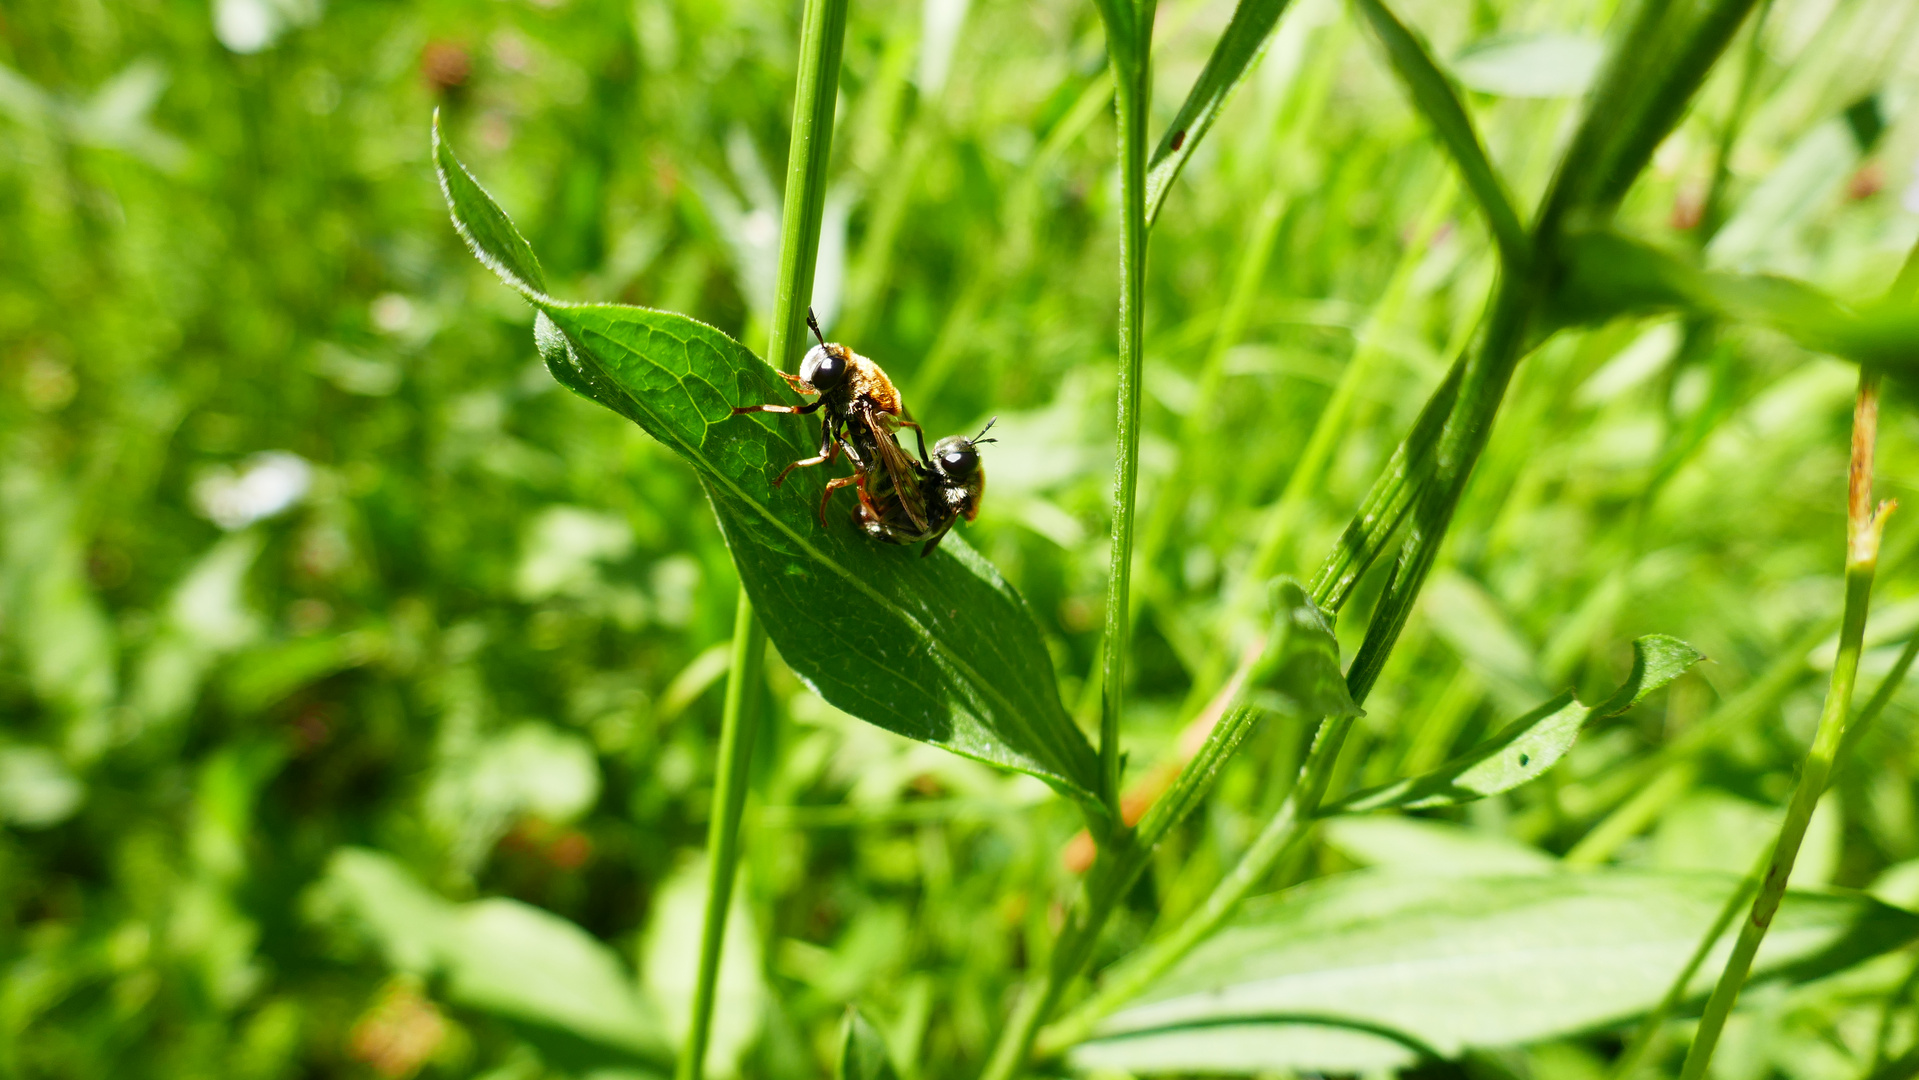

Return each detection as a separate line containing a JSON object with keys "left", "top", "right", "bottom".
{"left": 774, "top": 440, "right": 840, "bottom": 487}
{"left": 732, "top": 399, "right": 825, "bottom": 417}
{"left": 820, "top": 474, "right": 861, "bottom": 528}
{"left": 895, "top": 418, "right": 930, "bottom": 463}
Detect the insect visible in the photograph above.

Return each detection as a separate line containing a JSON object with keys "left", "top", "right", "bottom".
{"left": 857, "top": 418, "right": 996, "bottom": 557}
{"left": 730, "top": 310, "right": 929, "bottom": 530}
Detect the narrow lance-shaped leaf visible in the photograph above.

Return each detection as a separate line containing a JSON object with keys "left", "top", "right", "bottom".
{"left": 1144, "top": 0, "right": 1297, "bottom": 229}
{"left": 1330, "top": 634, "right": 1702, "bottom": 813}
{"left": 1351, "top": 0, "right": 1528, "bottom": 268}
{"left": 1078, "top": 869, "right": 1919, "bottom": 1074}
{"left": 1549, "top": 229, "right": 1919, "bottom": 371}
{"left": 435, "top": 119, "right": 1102, "bottom": 805}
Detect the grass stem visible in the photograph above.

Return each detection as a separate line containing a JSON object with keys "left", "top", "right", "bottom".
{"left": 675, "top": 591, "right": 768, "bottom": 1080}
{"left": 677, "top": 0, "right": 847, "bottom": 1075}
{"left": 1676, "top": 368, "right": 1892, "bottom": 1080}
{"left": 1099, "top": 11, "right": 1157, "bottom": 819}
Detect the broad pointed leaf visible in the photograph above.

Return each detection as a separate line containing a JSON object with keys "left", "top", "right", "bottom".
{"left": 1078, "top": 869, "right": 1919, "bottom": 1074}
{"left": 434, "top": 119, "right": 1100, "bottom": 803}
{"left": 1331, "top": 634, "right": 1700, "bottom": 812}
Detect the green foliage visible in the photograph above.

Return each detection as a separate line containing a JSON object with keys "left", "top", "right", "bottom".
{"left": 438, "top": 127, "right": 1099, "bottom": 803}
{"left": 1335, "top": 634, "right": 1703, "bottom": 812}
{"left": 1078, "top": 869, "right": 1919, "bottom": 1073}
{"left": 7, "top": 0, "right": 1919, "bottom": 1077}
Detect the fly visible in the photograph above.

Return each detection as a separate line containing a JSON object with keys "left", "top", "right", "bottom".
{"left": 729, "top": 310, "right": 929, "bottom": 531}
{"left": 857, "top": 418, "right": 996, "bottom": 558}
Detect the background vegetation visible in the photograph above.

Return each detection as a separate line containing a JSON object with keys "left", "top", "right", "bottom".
{"left": 5, "top": 0, "right": 1919, "bottom": 1077}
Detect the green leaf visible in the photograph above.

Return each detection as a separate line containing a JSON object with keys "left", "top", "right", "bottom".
{"left": 1332, "top": 634, "right": 1701, "bottom": 812}
{"left": 1138, "top": 579, "right": 1359, "bottom": 847}
{"left": 1321, "top": 816, "right": 1558, "bottom": 877}
{"left": 1259, "top": 579, "right": 1361, "bottom": 720}
{"left": 1452, "top": 34, "right": 1603, "bottom": 98}
{"left": 1351, "top": 0, "right": 1527, "bottom": 267}
{"left": 309, "top": 847, "right": 455, "bottom": 975}
{"left": 1308, "top": 356, "right": 1462, "bottom": 614}
{"left": 1552, "top": 229, "right": 1919, "bottom": 370}
{"left": 837, "top": 1009, "right": 901, "bottom": 1080}
{"left": 1076, "top": 869, "right": 1919, "bottom": 1073}
{"left": 435, "top": 124, "right": 1100, "bottom": 803}
{"left": 447, "top": 898, "right": 668, "bottom": 1057}
{"left": 311, "top": 848, "right": 669, "bottom": 1061}
{"left": 434, "top": 112, "right": 546, "bottom": 296}
{"left": 1143, "top": 0, "right": 1297, "bottom": 229}
{"left": 0, "top": 745, "right": 84, "bottom": 828}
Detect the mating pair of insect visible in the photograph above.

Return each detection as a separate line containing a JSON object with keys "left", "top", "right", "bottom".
{"left": 730, "top": 310, "right": 993, "bottom": 557}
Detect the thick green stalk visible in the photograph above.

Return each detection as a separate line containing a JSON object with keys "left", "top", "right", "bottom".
{"left": 676, "top": 592, "right": 768, "bottom": 1080}
{"left": 677, "top": 1, "right": 847, "bottom": 1077}
{"left": 1099, "top": 10, "right": 1156, "bottom": 817}
{"left": 1678, "top": 369, "right": 1890, "bottom": 1080}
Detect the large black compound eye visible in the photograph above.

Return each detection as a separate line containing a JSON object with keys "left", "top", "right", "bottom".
{"left": 799, "top": 344, "right": 848, "bottom": 391}
{"left": 933, "top": 436, "right": 979, "bottom": 478}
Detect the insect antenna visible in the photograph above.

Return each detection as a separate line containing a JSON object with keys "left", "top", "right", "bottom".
{"left": 971, "top": 416, "right": 999, "bottom": 445}
{"left": 805, "top": 307, "right": 828, "bottom": 348}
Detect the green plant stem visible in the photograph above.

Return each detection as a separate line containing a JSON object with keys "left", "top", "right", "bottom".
{"left": 1098, "top": 5, "right": 1157, "bottom": 819}
{"left": 677, "top": 1, "right": 846, "bottom": 1077}
{"left": 1039, "top": 711, "right": 1352, "bottom": 1053}
{"left": 1042, "top": 225, "right": 1539, "bottom": 1062}
{"left": 676, "top": 592, "right": 768, "bottom": 1080}
{"left": 1678, "top": 368, "right": 1890, "bottom": 1080}
{"left": 1610, "top": 853, "right": 1764, "bottom": 1080}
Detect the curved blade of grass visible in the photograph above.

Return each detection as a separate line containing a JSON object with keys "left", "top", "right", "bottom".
{"left": 1332, "top": 635, "right": 1701, "bottom": 813}
{"left": 1351, "top": 0, "right": 1527, "bottom": 268}
{"left": 435, "top": 121, "right": 1100, "bottom": 806}
{"left": 1143, "top": 0, "right": 1298, "bottom": 229}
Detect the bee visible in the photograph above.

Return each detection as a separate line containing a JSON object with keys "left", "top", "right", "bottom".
{"left": 730, "top": 310, "right": 929, "bottom": 531}
{"left": 857, "top": 418, "right": 996, "bottom": 557}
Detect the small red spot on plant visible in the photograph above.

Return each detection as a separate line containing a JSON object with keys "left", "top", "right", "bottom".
{"left": 1170, "top": 129, "right": 1187, "bottom": 151}
{"left": 1848, "top": 161, "right": 1884, "bottom": 200}
{"left": 421, "top": 41, "right": 471, "bottom": 92}
{"left": 547, "top": 829, "right": 593, "bottom": 870}
{"left": 1669, "top": 184, "right": 1705, "bottom": 230}
{"left": 350, "top": 977, "right": 448, "bottom": 1079}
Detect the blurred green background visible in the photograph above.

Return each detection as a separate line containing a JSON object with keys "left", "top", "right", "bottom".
{"left": 6, "top": 0, "right": 1919, "bottom": 1076}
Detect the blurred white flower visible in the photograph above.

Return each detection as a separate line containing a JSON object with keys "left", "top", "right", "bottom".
{"left": 193, "top": 452, "right": 313, "bottom": 531}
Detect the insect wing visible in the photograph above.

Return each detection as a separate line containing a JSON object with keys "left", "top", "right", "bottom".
{"left": 863, "top": 411, "right": 929, "bottom": 531}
